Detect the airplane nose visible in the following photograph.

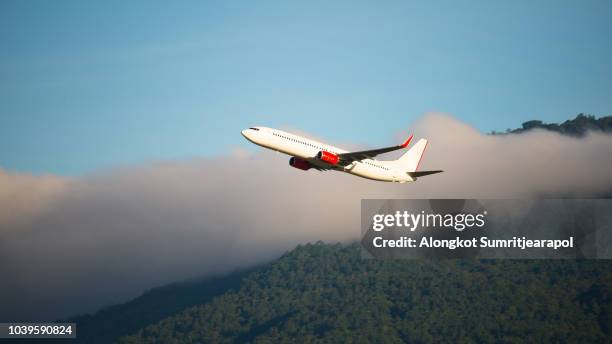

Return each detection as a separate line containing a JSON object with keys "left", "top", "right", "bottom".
{"left": 241, "top": 129, "right": 251, "bottom": 140}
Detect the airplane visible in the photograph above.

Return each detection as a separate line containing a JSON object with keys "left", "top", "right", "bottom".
{"left": 241, "top": 127, "right": 442, "bottom": 183}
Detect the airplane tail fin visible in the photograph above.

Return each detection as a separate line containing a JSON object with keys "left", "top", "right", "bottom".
{"left": 396, "top": 138, "right": 428, "bottom": 172}
{"left": 394, "top": 138, "right": 443, "bottom": 179}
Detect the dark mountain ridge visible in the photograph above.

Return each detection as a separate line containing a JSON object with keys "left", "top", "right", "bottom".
{"left": 493, "top": 113, "right": 612, "bottom": 136}
{"left": 46, "top": 268, "right": 257, "bottom": 344}
{"left": 120, "top": 243, "right": 611, "bottom": 343}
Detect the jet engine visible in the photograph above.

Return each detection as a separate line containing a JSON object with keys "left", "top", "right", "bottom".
{"left": 316, "top": 151, "right": 339, "bottom": 165}
{"left": 289, "top": 157, "right": 312, "bottom": 170}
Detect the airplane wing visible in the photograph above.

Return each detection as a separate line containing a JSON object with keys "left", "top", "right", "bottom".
{"left": 311, "top": 165, "right": 331, "bottom": 171}
{"left": 337, "top": 134, "right": 413, "bottom": 164}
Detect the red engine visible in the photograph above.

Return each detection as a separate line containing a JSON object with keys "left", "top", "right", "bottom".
{"left": 289, "top": 157, "right": 312, "bottom": 170}
{"left": 316, "top": 151, "right": 339, "bottom": 165}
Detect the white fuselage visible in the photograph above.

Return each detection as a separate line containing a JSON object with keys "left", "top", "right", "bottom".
{"left": 241, "top": 127, "right": 413, "bottom": 182}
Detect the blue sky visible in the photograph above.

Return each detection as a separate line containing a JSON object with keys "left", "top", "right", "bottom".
{"left": 1, "top": 0, "right": 611, "bottom": 175}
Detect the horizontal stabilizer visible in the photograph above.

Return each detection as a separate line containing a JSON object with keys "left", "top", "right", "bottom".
{"left": 406, "top": 170, "right": 443, "bottom": 178}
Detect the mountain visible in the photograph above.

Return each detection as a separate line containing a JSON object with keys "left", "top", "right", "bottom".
{"left": 119, "top": 243, "right": 611, "bottom": 343}
{"left": 43, "top": 114, "right": 611, "bottom": 343}
{"left": 493, "top": 113, "right": 612, "bottom": 136}
{"left": 54, "top": 268, "right": 256, "bottom": 344}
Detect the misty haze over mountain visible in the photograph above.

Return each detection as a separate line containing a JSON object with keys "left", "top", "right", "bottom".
{"left": 1, "top": 113, "right": 612, "bottom": 321}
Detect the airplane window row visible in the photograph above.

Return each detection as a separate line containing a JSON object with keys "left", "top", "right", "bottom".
{"left": 272, "top": 132, "right": 336, "bottom": 154}
{"left": 364, "top": 161, "right": 388, "bottom": 170}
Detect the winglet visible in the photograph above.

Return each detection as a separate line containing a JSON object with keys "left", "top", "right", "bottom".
{"left": 400, "top": 134, "right": 414, "bottom": 148}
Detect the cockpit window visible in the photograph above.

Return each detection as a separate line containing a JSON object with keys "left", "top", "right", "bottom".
{"left": 249, "top": 127, "right": 260, "bottom": 131}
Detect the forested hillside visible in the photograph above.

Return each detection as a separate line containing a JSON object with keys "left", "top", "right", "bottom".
{"left": 120, "top": 243, "right": 611, "bottom": 343}
{"left": 59, "top": 269, "right": 254, "bottom": 344}
{"left": 495, "top": 113, "right": 612, "bottom": 136}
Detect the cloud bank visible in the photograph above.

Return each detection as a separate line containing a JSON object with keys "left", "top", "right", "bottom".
{"left": 1, "top": 113, "right": 611, "bottom": 321}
